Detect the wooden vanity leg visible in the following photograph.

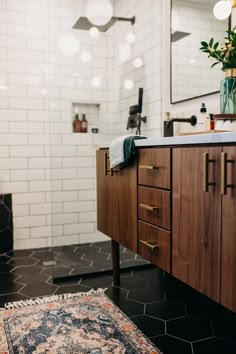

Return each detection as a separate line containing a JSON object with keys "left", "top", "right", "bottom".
{"left": 112, "top": 240, "right": 120, "bottom": 286}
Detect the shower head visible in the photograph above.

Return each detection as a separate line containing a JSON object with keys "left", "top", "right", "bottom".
{"left": 73, "top": 16, "right": 135, "bottom": 32}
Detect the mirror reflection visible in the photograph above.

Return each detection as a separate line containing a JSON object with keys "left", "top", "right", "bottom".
{"left": 171, "top": 0, "right": 229, "bottom": 103}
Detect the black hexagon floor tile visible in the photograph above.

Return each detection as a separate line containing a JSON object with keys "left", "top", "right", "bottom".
{"left": 0, "top": 272, "right": 21, "bottom": 284}
{"left": 54, "top": 284, "right": 91, "bottom": 295}
{"left": 146, "top": 301, "right": 186, "bottom": 320}
{"left": 9, "top": 257, "right": 38, "bottom": 266}
{"left": 0, "top": 255, "right": 11, "bottom": 263}
{"left": 20, "top": 282, "right": 58, "bottom": 297}
{"left": 0, "top": 282, "right": 24, "bottom": 295}
{"left": 6, "top": 250, "right": 34, "bottom": 258}
{"left": 193, "top": 337, "right": 236, "bottom": 354}
{"left": 15, "top": 273, "right": 49, "bottom": 285}
{"left": 167, "top": 317, "right": 213, "bottom": 342}
{"left": 152, "top": 335, "right": 193, "bottom": 354}
{"left": 131, "top": 315, "right": 165, "bottom": 337}
{"left": 128, "top": 287, "right": 165, "bottom": 303}
{"left": 212, "top": 316, "right": 236, "bottom": 344}
{"left": 0, "top": 293, "right": 30, "bottom": 308}
{"left": 105, "top": 287, "right": 128, "bottom": 304}
{"left": 118, "top": 276, "right": 148, "bottom": 290}
{"left": 12, "top": 265, "right": 44, "bottom": 275}
{"left": 0, "top": 263, "right": 15, "bottom": 273}
{"left": 80, "top": 274, "right": 113, "bottom": 289}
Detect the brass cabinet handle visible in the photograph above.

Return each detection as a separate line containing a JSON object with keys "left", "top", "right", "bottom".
{"left": 221, "top": 152, "right": 234, "bottom": 195}
{"left": 139, "top": 165, "right": 158, "bottom": 170}
{"left": 203, "top": 152, "right": 215, "bottom": 192}
{"left": 139, "top": 203, "right": 159, "bottom": 211}
{"left": 139, "top": 240, "right": 159, "bottom": 251}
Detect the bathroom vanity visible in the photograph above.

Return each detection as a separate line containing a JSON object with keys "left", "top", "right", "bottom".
{"left": 96, "top": 133, "right": 236, "bottom": 313}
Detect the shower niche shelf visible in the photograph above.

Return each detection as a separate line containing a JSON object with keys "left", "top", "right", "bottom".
{"left": 72, "top": 102, "right": 100, "bottom": 134}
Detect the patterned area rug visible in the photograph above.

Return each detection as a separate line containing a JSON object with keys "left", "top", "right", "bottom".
{"left": 0, "top": 289, "right": 160, "bottom": 353}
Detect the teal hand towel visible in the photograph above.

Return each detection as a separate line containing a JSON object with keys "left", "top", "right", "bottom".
{"left": 119, "top": 135, "right": 146, "bottom": 169}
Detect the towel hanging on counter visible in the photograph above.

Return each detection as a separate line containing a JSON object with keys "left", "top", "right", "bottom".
{"left": 109, "top": 135, "right": 146, "bottom": 169}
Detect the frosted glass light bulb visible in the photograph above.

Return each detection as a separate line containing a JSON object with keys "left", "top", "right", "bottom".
{"left": 132, "top": 57, "right": 144, "bottom": 68}
{"left": 58, "top": 33, "right": 80, "bottom": 56}
{"left": 123, "top": 79, "right": 134, "bottom": 90}
{"left": 81, "top": 51, "right": 92, "bottom": 63}
{"left": 89, "top": 27, "right": 100, "bottom": 38}
{"left": 213, "top": 1, "right": 232, "bottom": 20}
{"left": 86, "top": 0, "right": 113, "bottom": 26}
{"left": 91, "top": 77, "right": 102, "bottom": 87}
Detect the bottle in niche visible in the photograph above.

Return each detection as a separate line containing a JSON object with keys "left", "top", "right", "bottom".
{"left": 81, "top": 114, "right": 88, "bottom": 133}
{"left": 73, "top": 114, "right": 81, "bottom": 133}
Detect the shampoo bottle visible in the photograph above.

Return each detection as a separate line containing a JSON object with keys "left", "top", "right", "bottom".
{"left": 81, "top": 114, "right": 88, "bottom": 133}
{"left": 73, "top": 114, "right": 81, "bottom": 133}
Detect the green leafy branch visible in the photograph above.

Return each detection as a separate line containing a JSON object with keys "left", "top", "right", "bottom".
{"left": 199, "top": 26, "right": 236, "bottom": 71}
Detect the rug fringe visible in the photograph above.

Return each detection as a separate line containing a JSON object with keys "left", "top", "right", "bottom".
{"left": 4, "top": 288, "right": 107, "bottom": 309}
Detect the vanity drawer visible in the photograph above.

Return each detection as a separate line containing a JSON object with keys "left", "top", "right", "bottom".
{"left": 138, "top": 186, "right": 171, "bottom": 230}
{"left": 138, "top": 148, "right": 171, "bottom": 189}
{"left": 138, "top": 220, "right": 171, "bottom": 273}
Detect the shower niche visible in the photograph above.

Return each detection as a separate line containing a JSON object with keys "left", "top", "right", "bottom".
{"left": 72, "top": 102, "right": 100, "bottom": 134}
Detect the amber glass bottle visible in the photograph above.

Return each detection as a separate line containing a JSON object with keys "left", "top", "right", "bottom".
{"left": 73, "top": 114, "right": 81, "bottom": 133}
{"left": 81, "top": 114, "right": 88, "bottom": 133}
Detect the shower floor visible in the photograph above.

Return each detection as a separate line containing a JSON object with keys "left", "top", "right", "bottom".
{"left": 51, "top": 241, "right": 149, "bottom": 279}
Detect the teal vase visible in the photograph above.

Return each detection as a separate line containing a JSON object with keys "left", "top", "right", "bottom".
{"left": 220, "top": 69, "right": 236, "bottom": 114}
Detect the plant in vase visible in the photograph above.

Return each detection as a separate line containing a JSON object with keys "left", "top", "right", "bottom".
{"left": 200, "top": 26, "right": 236, "bottom": 114}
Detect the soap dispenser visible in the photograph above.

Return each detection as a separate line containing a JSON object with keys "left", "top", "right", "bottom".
{"left": 163, "top": 112, "right": 173, "bottom": 137}
{"left": 197, "top": 103, "right": 207, "bottom": 132}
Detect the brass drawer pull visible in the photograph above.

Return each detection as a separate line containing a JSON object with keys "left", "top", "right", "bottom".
{"left": 139, "top": 203, "right": 159, "bottom": 211}
{"left": 221, "top": 152, "right": 234, "bottom": 195}
{"left": 139, "top": 165, "right": 158, "bottom": 170}
{"left": 139, "top": 240, "right": 159, "bottom": 250}
{"left": 203, "top": 152, "right": 215, "bottom": 192}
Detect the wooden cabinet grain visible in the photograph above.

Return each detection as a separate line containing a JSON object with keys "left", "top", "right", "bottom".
{"left": 172, "top": 146, "right": 221, "bottom": 302}
{"left": 96, "top": 149, "right": 137, "bottom": 253}
{"left": 172, "top": 146, "right": 236, "bottom": 311}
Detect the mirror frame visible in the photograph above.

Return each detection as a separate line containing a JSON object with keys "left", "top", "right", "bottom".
{"left": 170, "top": 0, "right": 232, "bottom": 104}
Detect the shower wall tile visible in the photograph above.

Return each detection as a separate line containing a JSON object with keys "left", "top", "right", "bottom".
{"left": 0, "top": 0, "right": 162, "bottom": 250}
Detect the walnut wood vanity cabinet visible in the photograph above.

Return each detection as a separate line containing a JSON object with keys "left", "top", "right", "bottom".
{"left": 96, "top": 149, "right": 137, "bottom": 254}
{"left": 96, "top": 144, "right": 236, "bottom": 313}
{"left": 172, "top": 145, "right": 236, "bottom": 313}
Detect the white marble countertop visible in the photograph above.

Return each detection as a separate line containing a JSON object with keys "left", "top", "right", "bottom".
{"left": 135, "top": 132, "right": 236, "bottom": 147}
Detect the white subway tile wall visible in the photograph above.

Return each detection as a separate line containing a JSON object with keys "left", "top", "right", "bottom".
{"left": 0, "top": 0, "right": 162, "bottom": 249}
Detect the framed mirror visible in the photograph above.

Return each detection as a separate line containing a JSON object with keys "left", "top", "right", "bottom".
{"left": 171, "top": 0, "right": 230, "bottom": 104}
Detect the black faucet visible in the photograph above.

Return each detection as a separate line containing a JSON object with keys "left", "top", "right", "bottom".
{"left": 164, "top": 115, "right": 197, "bottom": 137}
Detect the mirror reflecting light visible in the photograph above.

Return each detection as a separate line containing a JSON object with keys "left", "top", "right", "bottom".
{"left": 86, "top": 0, "right": 113, "bottom": 26}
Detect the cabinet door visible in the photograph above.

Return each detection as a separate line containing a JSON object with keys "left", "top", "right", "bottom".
{"left": 96, "top": 149, "right": 137, "bottom": 253}
{"left": 172, "top": 147, "right": 221, "bottom": 302}
{"left": 221, "top": 146, "right": 236, "bottom": 312}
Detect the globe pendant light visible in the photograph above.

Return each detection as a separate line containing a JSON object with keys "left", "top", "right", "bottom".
{"left": 213, "top": 0, "right": 232, "bottom": 20}
{"left": 86, "top": 0, "right": 113, "bottom": 26}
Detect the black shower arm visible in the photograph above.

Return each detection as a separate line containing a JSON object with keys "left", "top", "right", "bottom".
{"left": 113, "top": 16, "right": 135, "bottom": 25}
